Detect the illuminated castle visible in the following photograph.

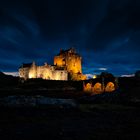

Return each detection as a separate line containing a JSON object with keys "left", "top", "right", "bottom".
{"left": 19, "top": 48, "right": 86, "bottom": 81}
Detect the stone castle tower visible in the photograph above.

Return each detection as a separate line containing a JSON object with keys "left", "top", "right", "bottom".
{"left": 54, "top": 48, "right": 86, "bottom": 80}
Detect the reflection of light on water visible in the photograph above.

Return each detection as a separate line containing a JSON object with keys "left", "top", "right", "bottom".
{"left": 93, "top": 75, "right": 97, "bottom": 79}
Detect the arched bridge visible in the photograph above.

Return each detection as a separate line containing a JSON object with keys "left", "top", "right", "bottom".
{"left": 83, "top": 77, "right": 118, "bottom": 95}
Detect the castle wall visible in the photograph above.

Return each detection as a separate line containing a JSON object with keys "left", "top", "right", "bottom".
{"left": 54, "top": 56, "right": 65, "bottom": 66}
{"left": 54, "top": 52, "right": 82, "bottom": 74}
{"left": 28, "top": 63, "right": 37, "bottom": 78}
{"left": 70, "top": 73, "right": 86, "bottom": 81}
{"left": 66, "top": 55, "right": 82, "bottom": 74}
{"left": 37, "top": 66, "right": 45, "bottom": 78}
{"left": 27, "top": 64, "right": 68, "bottom": 81}
{"left": 52, "top": 70, "right": 68, "bottom": 80}
{"left": 19, "top": 67, "right": 30, "bottom": 80}
{"left": 38, "top": 66, "right": 53, "bottom": 80}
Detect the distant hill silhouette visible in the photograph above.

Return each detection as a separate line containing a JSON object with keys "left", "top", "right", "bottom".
{"left": 135, "top": 70, "right": 140, "bottom": 78}
{"left": 0, "top": 72, "right": 19, "bottom": 88}
{"left": 0, "top": 72, "right": 13, "bottom": 78}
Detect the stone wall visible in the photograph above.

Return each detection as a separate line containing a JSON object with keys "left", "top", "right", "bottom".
{"left": 37, "top": 65, "right": 53, "bottom": 79}
{"left": 52, "top": 70, "right": 68, "bottom": 80}
{"left": 54, "top": 55, "right": 65, "bottom": 66}
{"left": 53, "top": 48, "right": 84, "bottom": 81}
{"left": 19, "top": 67, "right": 30, "bottom": 80}
{"left": 28, "top": 63, "right": 37, "bottom": 78}
{"left": 66, "top": 55, "right": 82, "bottom": 74}
{"left": 19, "top": 64, "right": 68, "bottom": 81}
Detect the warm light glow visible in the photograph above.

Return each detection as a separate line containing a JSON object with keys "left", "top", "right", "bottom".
{"left": 93, "top": 75, "right": 97, "bottom": 79}
{"left": 105, "top": 82, "right": 115, "bottom": 92}
{"left": 19, "top": 48, "right": 85, "bottom": 81}
{"left": 92, "top": 82, "right": 103, "bottom": 94}
{"left": 54, "top": 49, "right": 82, "bottom": 75}
{"left": 84, "top": 83, "right": 92, "bottom": 92}
{"left": 29, "top": 73, "right": 34, "bottom": 78}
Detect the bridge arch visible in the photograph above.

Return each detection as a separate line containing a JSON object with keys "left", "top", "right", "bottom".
{"left": 105, "top": 82, "right": 115, "bottom": 92}
{"left": 92, "top": 82, "right": 103, "bottom": 94}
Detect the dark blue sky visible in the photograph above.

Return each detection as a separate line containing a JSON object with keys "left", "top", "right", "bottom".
{"left": 0, "top": 0, "right": 140, "bottom": 76}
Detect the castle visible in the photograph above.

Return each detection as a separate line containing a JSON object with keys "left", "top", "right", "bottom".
{"left": 19, "top": 48, "right": 86, "bottom": 81}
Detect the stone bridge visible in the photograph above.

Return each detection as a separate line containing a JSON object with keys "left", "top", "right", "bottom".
{"left": 83, "top": 77, "right": 118, "bottom": 95}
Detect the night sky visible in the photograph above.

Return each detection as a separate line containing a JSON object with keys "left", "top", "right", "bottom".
{"left": 0, "top": 0, "right": 140, "bottom": 76}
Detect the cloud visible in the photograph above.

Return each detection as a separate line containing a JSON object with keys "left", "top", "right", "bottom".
{"left": 85, "top": 74, "right": 94, "bottom": 79}
{"left": 4, "top": 72, "right": 19, "bottom": 77}
{"left": 98, "top": 68, "right": 107, "bottom": 71}
{"left": 121, "top": 74, "right": 135, "bottom": 77}
{"left": 0, "top": 0, "right": 140, "bottom": 76}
